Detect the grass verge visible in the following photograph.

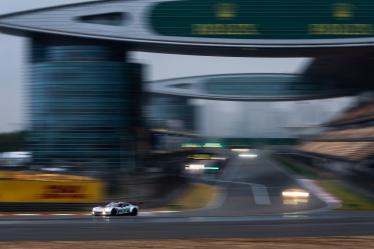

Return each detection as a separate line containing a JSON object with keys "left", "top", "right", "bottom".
{"left": 149, "top": 183, "right": 218, "bottom": 211}
{"left": 317, "top": 180, "right": 374, "bottom": 211}
{"left": 274, "top": 156, "right": 374, "bottom": 211}
{"left": 273, "top": 156, "right": 318, "bottom": 179}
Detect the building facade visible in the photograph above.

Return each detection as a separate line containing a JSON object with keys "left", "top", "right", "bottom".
{"left": 28, "top": 37, "right": 141, "bottom": 171}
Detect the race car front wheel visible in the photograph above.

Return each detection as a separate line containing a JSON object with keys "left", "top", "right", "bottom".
{"left": 130, "top": 209, "right": 138, "bottom": 216}
{"left": 111, "top": 209, "right": 117, "bottom": 216}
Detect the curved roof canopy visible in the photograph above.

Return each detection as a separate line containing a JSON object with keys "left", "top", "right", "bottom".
{"left": 1, "top": 0, "right": 374, "bottom": 56}
{"left": 145, "top": 73, "right": 355, "bottom": 101}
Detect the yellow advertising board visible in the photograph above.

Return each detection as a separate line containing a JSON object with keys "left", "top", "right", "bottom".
{"left": 0, "top": 179, "right": 104, "bottom": 203}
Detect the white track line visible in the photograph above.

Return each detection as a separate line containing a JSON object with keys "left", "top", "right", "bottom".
{"left": 251, "top": 184, "right": 271, "bottom": 205}
{"left": 298, "top": 179, "right": 342, "bottom": 208}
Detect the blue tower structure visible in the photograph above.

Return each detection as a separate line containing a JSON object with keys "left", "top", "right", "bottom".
{"left": 28, "top": 37, "right": 142, "bottom": 172}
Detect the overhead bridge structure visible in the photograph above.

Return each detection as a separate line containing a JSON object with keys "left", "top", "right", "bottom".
{"left": 0, "top": 0, "right": 373, "bottom": 170}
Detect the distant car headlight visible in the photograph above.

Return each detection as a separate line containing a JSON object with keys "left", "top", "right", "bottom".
{"left": 231, "top": 148, "right": 250, "bottom": 153}
{"left": 239, "top": 153, "right": 257, "bottom": 158}
{"left": 185, "top": 164, "right": 205, "bottom": 170}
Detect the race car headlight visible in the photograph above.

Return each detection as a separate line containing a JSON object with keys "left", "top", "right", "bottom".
{"left": 282, "top": 190, "right": 310, "bottom": 198}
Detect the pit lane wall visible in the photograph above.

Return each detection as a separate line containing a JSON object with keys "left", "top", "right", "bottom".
{"left": 0, "top": 171, "right": 104, "bottom": 203}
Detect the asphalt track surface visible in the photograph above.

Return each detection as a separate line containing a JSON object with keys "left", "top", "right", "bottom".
{"left": 1, "top": 151, "right": 373, "bottom": 241}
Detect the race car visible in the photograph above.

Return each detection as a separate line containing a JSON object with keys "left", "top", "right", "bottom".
{"left": 281, "top": 188, "right": 310, "bottom": 205}
{"left": 92, "top": 202, "right": 139, "bottom": 216}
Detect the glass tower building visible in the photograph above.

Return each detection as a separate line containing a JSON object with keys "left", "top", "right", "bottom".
{"left": 28, "top": 38, "right": 141, "bottom": 171}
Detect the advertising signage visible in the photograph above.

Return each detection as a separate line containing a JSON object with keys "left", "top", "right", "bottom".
{"left": 2, "top": 0, "right": 374, "bottom": 52}
{"left": 150, "top": 0, "right": 374, "bottom": 39}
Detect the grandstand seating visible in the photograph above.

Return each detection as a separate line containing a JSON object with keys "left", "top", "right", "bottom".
{"left": 300, "top": 141, "right": 374, "bottom": 161}
{"left": 329, "top": 102, "right": 374, "bottom": 125}
{"left": 314, "top": 126, "right": 374, "bottom": 140}
{"left": 299, "top": 100, "right": 374, "bottom": 161}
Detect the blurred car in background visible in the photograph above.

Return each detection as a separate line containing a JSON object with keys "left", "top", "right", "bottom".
{"left": 282, "top": 188, "right": 310, "bottom": 205}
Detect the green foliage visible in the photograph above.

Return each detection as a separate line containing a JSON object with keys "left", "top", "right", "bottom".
{"left": 318, "top": 180, "right": 374, "bottom": 210}
{"left": 274, "top": 156, "right": 318, "bottom": 179}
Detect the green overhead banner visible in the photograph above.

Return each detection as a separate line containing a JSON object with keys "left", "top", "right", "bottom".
{"left": 150, "top": 0, "right": 374, "bottom": 39}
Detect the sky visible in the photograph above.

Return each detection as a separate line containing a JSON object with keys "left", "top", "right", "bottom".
{"left": 0, "top": 0, "right": 354, "bottom": 137}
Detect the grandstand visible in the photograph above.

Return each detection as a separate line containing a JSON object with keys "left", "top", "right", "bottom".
{"left": 300, "top": 141, "right": 374, "bottom": 161}
{"left": 326, "top": 102, "right": 374, "bottom": 126}
{"left": 312, "top": 127, "right": 374, "bottom": 141}
{"left": 299, "top": 99, "right": 374, "bottom": 162}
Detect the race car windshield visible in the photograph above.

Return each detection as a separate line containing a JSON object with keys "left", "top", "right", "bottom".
{"left": 105, "top": 202, "right": 117, "bottom": 207}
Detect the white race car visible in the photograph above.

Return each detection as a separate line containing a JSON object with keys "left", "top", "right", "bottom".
{"left": 92, "top": 202, "right": 139, "bottom": 216}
